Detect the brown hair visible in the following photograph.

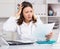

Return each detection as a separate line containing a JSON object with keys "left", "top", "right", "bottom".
{"left": 17, "top": 1, "right": 37, "bottom": 25}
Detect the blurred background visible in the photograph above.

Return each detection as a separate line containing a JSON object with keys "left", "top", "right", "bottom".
{"left": 0, "top": 0, "right": 60, "bottom": 42}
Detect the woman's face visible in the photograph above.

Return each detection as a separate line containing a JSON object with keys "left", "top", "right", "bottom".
{"left": 23, "top": 7, "right": 33, "bottom": 22}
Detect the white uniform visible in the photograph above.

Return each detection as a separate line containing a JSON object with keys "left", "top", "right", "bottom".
{"left": 3, "top": 16, "right": 43, "bottom": 40}
{"left": 3, "top": 16, "right": 17, "bottom": 32}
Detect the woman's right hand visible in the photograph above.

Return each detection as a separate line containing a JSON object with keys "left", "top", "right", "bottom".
{"left": 16, "top": 4, "right": 23, "bottom": 17}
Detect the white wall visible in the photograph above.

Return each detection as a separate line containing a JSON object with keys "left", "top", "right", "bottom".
{"left": 0, "top": 0, "right": 15, "bottom": 3}
{"left": 0, "top": 0, "right": 16, "bottom": 17}
{"left": 0, "top": 3, "right": 15, "bottom": 17}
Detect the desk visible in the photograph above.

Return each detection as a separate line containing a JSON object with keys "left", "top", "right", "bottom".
{"left": 0, "top": 43, "right": 60, "bottom": 49}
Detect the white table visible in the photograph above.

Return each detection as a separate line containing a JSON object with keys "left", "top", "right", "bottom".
{"left": 0, "top": 43, "right": 60, "bottom": 49}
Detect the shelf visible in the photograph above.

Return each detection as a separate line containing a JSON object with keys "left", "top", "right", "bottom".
{"left": 48, "top": 4, "right": 60, "bottom": 16}
{"left": 37, "top": 15, "right": 60, "bottom": 17}
{"left": 40, "top": 16, "right": 47, "bottom": 17}
{"left": 46, "top": 0, "right": 58, "bottom": 4}
{"left": 48, "top": 16, "right": 60, "bottom": 17}
{"left": 48, "top": 3, "right": 60, "bottom": 4}
{"left": 46, "top": 0, "right": 60, "bottom": 4}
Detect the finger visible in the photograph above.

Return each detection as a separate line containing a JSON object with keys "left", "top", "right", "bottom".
{"left": 17, "top": 4, "right": 20, "bottom": 6}
{"left": 17, "top": 4, "right": 23, "bottom": 10}
{"left": 20, "top": 4, "right": 24, "bottom": 9}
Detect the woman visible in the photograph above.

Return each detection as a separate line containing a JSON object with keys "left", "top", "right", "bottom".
{"left": 3, "top": 1, "right": 52, "bottom": 41}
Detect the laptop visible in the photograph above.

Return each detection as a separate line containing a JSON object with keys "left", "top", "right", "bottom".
{"left": 7, "top": 40, "right": 34, "bottom": 45}
{"left": 0, "top": 37, "right": 9, "bottom": 46}
{"left": 2, "top": 31, "right": 34, "bottom": 45}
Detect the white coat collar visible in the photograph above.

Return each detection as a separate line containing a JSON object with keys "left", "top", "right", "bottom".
{"left": 23, "top": 21, "right": 33, "bottom": 27}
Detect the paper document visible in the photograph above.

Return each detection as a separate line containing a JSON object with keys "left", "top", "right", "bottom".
{"left": 32, "top": 23, "right": 55, "bottom": 41}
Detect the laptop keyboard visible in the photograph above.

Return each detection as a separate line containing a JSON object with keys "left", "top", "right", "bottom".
{"left": 7, "top": 40, "right": 34, "bottom": 45}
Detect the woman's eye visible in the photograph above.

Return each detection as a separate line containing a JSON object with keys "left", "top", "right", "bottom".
{"left": 25, "top": 10, "right": 32, "bottom": 13}
{"left": 25, "top": 11, "right": 29, "bottom": 13}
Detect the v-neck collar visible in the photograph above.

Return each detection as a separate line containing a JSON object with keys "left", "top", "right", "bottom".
{"left": 23, "top": 21, "right": 33, "bottom": 27}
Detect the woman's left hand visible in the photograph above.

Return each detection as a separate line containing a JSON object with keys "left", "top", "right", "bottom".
{"left": 45, "top": 32, "right": 53, "bottom": 40}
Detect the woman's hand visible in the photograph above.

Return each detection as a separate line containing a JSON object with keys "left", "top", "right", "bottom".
{"left": 45, "top": 32, "right": 53, "bottom": 41}
{"left": 16, "top": 4, "right": 23, "bottom": 17}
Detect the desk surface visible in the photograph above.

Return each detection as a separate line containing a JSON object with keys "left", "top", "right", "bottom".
{"left": 0, "top": 43, "right": 60, "bottom": 49}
